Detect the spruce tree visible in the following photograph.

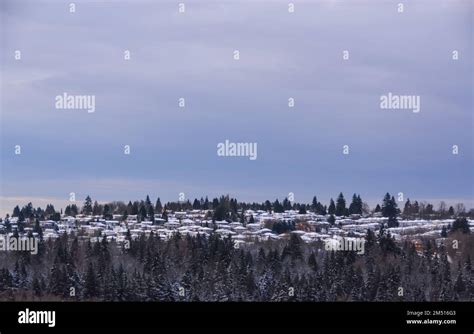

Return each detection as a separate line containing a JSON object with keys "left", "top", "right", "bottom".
{"left": 328, "top": 199, "right": 336, "bottom": 215}
{"left": 155, "top": 197, "right": 163, "bottom": 213}
{"left": 83, "top": 262, "right": 98, "bottom": 299}
{"left": 82, "top": 196, "right": 93, "bottom": 215}
{"left": 335, "top": 193, "right": 346, "bottom": 216}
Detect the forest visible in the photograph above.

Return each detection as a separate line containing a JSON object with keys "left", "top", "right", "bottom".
{"left": 0, "top": 225, "right": 472, "bottom": 302}
{"left": 1, "top": 192, "right": 472, "bottom": 301}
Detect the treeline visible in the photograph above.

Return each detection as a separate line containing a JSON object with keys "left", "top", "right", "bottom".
{"left": 7, "top": 192, "right": 473, "bottom": 224}
{"left": 0, "top": 228, "right": 473, "bottom": 301}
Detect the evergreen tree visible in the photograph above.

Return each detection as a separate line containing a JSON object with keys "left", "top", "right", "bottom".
{"left": 381, "top": 193, "right": 398, "bottom": 218}
{"left": 139, "top": 204, "right": 147, "bottom": 222}
{"left": 83, "top": 196, "right": 93, "bottom": 215}
{"left": 403, "top": 198, "right": 412, "bottom": 215}
{"left": 48, "top": 261, "right": 65, "bottom": 296}
{"left": 311, "top": 196, "right": 318, "bottom": 212}
{"left": 103, "top": 204, "right": 112, "bottom": 220}
{"left": 12, "top": 205, "right": 20, "bottom": 217}
{"left": 273, "top": 199, "right": 284, "bottom": 213}
{"left": 348, "top": 194, "right": 362, "bottom": 215}
{"left": 131, "top": 201, "right": 139, "bottom": 215}
{"left": 327, "top": 214, "right": 336, "bottom": 225}
{"left": 335, "top": 193, "right": 346, "bottom": 216}
{"left": 412, "top": 201, "right": 420, "bottom": 216}
{"left": 298, "top": 205, "right": 307, "bottom": 214}
{"left": 83, "top": 262, "right": 98, "bottom": 299}
{"left": 387, "top": 216, "right": 399, "bottom": 228}
{"left": 125, "top": 201, "right": 132, "bottom": 215}
{"left": 92, "top": 201, "right": 102, "bottom": 216}
{"left": 249, "top": 215, "right": 255, "bottom": 224}
{"left": 308, "top": 252, "right": 318, "bottom": 272}
{"left": 203, "top": 197, "right": 210, "bottom": 210}
{"left": 282, "top": 198, "right": 291, "bottom": 211}
{"left": 161, "top": 206, "right": 168, "bottom": 222}
{"left": 441, "top": 226, "right": 448, "bottom": 238}
{"left": 32, "top": 276, "right": 42, "bottom": 297}
{"left": 328, "top": 199, "right": 336, "bottom": 215}
{"left": 448, "top": 206, "right": 455, "bottom": 216}
{"left": 147, "top": 205, "right": 155, "bottom": 222}
{"left": 155, "top": 197, "right": 163, "bottom": 213}
{"left": 264, "top": 200, "right": 272, "bottom": 213}
{"left": 451, "top": 217, "right": 470, "bottom": 234}
{"left": 33, "top": 219, "right": 43, "bottom": 239}
{"left": 213, "top": 204, "right": 228, "bottom": 221}
{"left": 145, "top": 195, "right": 152, "bottom": 209}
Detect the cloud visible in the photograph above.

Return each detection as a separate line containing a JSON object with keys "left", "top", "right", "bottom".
{"left": 1, "top": 0, "right": 472, "bottom": 208}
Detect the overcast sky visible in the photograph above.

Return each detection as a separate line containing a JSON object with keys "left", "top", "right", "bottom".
{"left": 0, "top": 0, "right": 472, "bottom": 215}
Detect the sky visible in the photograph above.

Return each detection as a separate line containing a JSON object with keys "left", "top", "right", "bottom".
{"left": 0, "top": 0, "right": 473, "bottom": 215}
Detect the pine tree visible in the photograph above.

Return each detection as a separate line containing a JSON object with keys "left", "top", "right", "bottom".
{"left": 247, "top": 215, "right": 254, "bottom": 224}
{"left": 374, "top": 204, "right": 381, "bottom": 213}
{"left": 12, "top": 205, "right": 20, "bottom": 217}
{"left": 285, "top": 234, "right": 303, "bottom": 261}
{"left": 82, "top": 196, "right": 93, "bottom": 215}
{"left": 412, "top": 201, "right": 420, "bottom": 216}
{"left": 32, "top": 276, "right": 42, "bottom": 297}
{"left": 441, "top": 226, "right": 448, "bottom": 237}
{"left": 83, "top": 262, "right": 98, "bottom": 299}
{"left": 454, "top": 270, "right": 466, "bottom": 296}
{"left": 161, "top": 206, "right": 168, "bottom": 222}
{"left": 145, "top": 195, "right": 152, "bottom": 209}
{"left": 273, "top": 199, "right": 284, "bottom": 213}
{"left": 403, "top": 198, "right": 412, "bottom": 216}
{"left": 335, "top": 193, "right": 346, "bottom": 216}
{"left": 328, "top": 199, "right": 336, "bottom": 215}
{"left": 448, "top": 206, "right": 455, "bottom": 216}
{"left": 131, "top": 201, "right": 139, "bottom": 215}
{"left": 327, "top": 214, "right": 336, "bottom": 225}
{"left": 203, "top": 197, "right": 210, "bottom": 210}
{"left": 349, "top": 194, "right": 362, "bottom": 215}
{"left": 298, "top": 205, "right": 307, "bottom": 214}
{"left": 213, "top": 203, "right": 228, "bottom": 221}
{"left": 365, "top": 229, "right": 376, "bottom": 249}
{"left": 356, "top": 195, "right": 363, "bottom": 214}
{"left": 381, "top": 193, "right": 396, "bottom": 217}
{"left": 239, "top": 212, "right": 246, "bottom": 225}
{"left": 388, "top": 216, "right": 399, "bottom": 228}
{"left": 103, "top": 204, "right": 112, "bottom": 220}
{"left": 308, "top": 252, "right": 318, "bottom": 272}
{"left": 311, "top": 196, "right": 318, "bottom": 212}
{"left": 451, "top": 217, "right": 470, "bottom": 234}
{"left": 33, "top": 219, "right": 43, "bottom": 240}
{"left": 139, "top": 204, "right": 147, "bottom": 222}
{"left": 147, "top": 205, "right": 155, "bottom": 222}
{"left": 48, "top": 261, "right": 65, "bottom": 296}
{"left": 92, "top": 201, "right": 102, "bottom": 216}
{"left": 116, "top": 264, "right": 129, "bottom": 301}
{"left": 155, "top": 197, "right": 163, "bottom": 213}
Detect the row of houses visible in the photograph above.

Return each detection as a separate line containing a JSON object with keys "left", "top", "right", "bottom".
{"left": 1, "top": 210, "right": 473, "bottom": 250}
